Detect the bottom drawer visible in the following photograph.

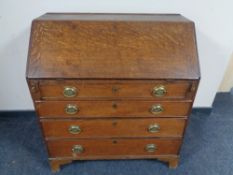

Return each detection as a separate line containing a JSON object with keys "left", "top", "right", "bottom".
{"left": 47, "top": 138, "right": 181, "bottom": 158}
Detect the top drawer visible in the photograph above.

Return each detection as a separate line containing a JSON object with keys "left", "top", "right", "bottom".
{"left": 28, "top": 80, "right": 196, "bottom": 100}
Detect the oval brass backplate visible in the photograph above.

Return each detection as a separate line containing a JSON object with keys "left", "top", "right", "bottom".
{"left": 65, "top": 104, "right": 79, "bottom": 115}
{"left": 145, "top": 144, "right": 157, "bottom": 153}
{"left": 63, "top": 86, "right": 77, "bottom": 97}
{"left": 152, "top": 85, "right": 166, "bottom": 97}
{"left": 72, "top": 145, "right": 84, "bottom": 154}
{"left": 150, "top": 104, "right": 164, "bottom": 115}
{"left": 69, "top": 125, "right": 81, "bottom": 134}
{"left": 148, "top": 124, "right": 160, "bottom": 133}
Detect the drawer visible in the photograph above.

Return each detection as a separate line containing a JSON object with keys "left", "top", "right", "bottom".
{"left": 47, "top": 138, "right": 182, "bottom": 158}
{"left": 41, "top": 118, "right": 186, "bottom": 139}
{"left": 36, "top": 101, "right": 191, "bottom": 118}
{"left": 32, "top": 80, "right": 193, "bottom": 100}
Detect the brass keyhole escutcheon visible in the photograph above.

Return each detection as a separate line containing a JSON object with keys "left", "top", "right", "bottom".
{"left": 63, "top": 86, "right": 77, "bottom": 97}
{"left": 152, "top": 85, "right": 166, "bottom": 97}
{"left": 112, "top": 86, "right": 120, "bottom": 93}
{"left": 150, "top": 104, "right": 164, "bottom": 115}
{"left": 112, "top": 140, "right": 118, "bottom": 144}
{"left": 69, "top": 125, "right": 81, "bottom": 134}
{"left": 65, "top": 104, "right": 79, "bottom": 115}
{"left": 145, "top": 144, "right": 157, "bottom": 153}
{"left": 148, "top": 124, "right": 160, "bottom": 133}
{"left": 112, "top": 120, "right": 118, "bottom": 126}
{"left": 112, "top": 102, "right": 118, "bottom": 109}
{"left": 72, "top": 145, "right": 84, "bottom": 154}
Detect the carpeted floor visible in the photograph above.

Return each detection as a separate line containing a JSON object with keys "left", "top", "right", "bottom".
{"left": 0, "top": 93, "right": 232, "bottom": 175}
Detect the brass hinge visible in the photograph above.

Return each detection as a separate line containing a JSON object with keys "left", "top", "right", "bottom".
{"left": 30, "top": 80, "right": 39, "bottom": 93}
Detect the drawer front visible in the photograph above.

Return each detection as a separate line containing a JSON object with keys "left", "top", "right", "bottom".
{"left": 41, "top": 118, "right": 186, "bottom": 138}
{"left": 36, "top": 101, "right": 191, "bottom": 118}
{"left": 47, "top": 138, "right": 181, "bottom": 158}
{"left": 36, "top": 80, "right": 193, "bottom": 100}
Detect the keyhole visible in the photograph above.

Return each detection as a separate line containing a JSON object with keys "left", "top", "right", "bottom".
{"left": 112, "top": 120, "right": 117, "bottom": 126}
{"left": 112, "top": 102, "right": 118, "bottom": 109}
{"left": 112, "top": 140, "right": 118, "bottom": 144}
{"left": 112, "top": 86, "right": 120, "bottom": 93}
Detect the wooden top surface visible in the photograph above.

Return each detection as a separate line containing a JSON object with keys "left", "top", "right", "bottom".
{"left": 27, "top": 13, "right": 200, "bottom": 80}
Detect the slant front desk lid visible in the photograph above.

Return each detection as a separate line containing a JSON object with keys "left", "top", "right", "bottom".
{"left": 26, "top": 13, "right": 200, "bottom": 80}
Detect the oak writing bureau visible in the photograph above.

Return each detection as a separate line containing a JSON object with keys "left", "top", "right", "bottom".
{"left": 26, "top": 13, "right": 200, "bottom": 172}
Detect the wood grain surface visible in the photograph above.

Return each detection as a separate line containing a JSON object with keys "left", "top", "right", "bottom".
{"left": 47, "top": 138, "right": 181, "bottom": 158}
{"left": 26, "top": 13, "right": 200, "bottom": 79}
{"left": 36, "top": 80, "right": 193, "bottom": 100}
{"left": 41, "top": 118, "right": 186, "bottom": 139}
{"left": 36, "top": 100, "right": 191, "bottom": 118}
{"left": 26, "top": 13, "right": 200, "bottom": 171}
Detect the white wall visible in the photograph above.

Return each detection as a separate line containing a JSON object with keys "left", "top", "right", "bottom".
{"left": 0, "top": 0, "right": 233, "bottom": 110}
{"left": 219, "top": 54, "right": 233, "bottom": 92}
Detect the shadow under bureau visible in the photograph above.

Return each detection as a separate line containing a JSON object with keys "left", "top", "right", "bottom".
{"left": 26, "top": 13, "right": 200, "bottom": 172}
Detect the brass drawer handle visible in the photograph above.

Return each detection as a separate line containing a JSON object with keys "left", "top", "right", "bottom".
{"left": 145, "top": 144, "right": 157, "bottom": 153}
{"left": 152, "top": 85, "right": 166, "bottom": 97}
{"left": 63, "top": 86, "right": 77, "bottom": 97}
{"left": 72, "top": 145, "right": 84, "bottom": 154}
{"left": 69, "top": 125, "right": 81, "bottom": 134}
{"left": 148, "top": 124, "right": 160, "bottom": 133}
{"left": 65, "top": 104, "right": 79, "bottom": 115}
{"left": 150, "top": 104, "right": 163, "bottom": 115}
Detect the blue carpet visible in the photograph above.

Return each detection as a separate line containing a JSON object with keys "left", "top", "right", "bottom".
{"left": 0, "top": 93, "right": 232, "bottom": 175}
